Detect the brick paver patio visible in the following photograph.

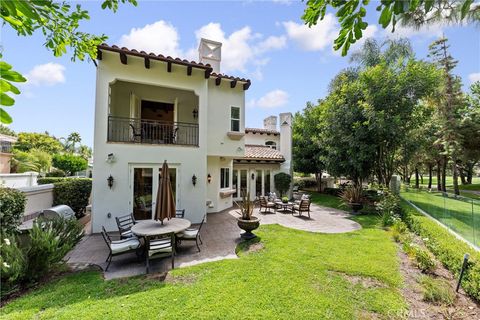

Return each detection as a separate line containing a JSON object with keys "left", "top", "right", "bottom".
{"left": 66, "top": 203, "right": 360, "bottom": 279}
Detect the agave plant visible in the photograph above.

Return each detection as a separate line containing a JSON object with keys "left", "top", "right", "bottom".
{"left": 339, "top": 185, "right": 363, "bottom": 204}
{"left": 234, "top": 189, "right": 255, "bottom": 220}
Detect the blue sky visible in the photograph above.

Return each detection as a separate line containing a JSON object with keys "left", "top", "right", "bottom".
{"left": 3, "top": 0, "right": 480, "bottom": 147}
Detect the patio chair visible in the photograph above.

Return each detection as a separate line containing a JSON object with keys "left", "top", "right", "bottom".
{"left": 129, "top": 124, "right": 144, "bottom": 142}
{"left": 259, "top": 196, "right": 276, "bottom": 214}
{"left": 146, "top": 233, "right": 175, "bottom": 273}
{"left": 101, "top": 226, "right": 141, "bottom": 271}
{"left": 115, "top": 213, "right": 136, "bottom": 239}
{"left": 293, "top": 199, "right": 311, "bottom": 218}
{"left": 176, "top": 214, "right": 205, "bottom": 252}
{"left": 175, "top": 209, "right": 185, "bottom": 218}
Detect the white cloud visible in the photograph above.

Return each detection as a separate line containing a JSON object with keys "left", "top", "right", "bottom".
{"left": 119, "top": 20, "right": 182, "bottom": 57}
{"left": 26, "top": 63, "right": 65, "bottom": 86}
{"left": 469, "top": 72, "right": 480, "bottom": 83}
{"left": 118, "top": 20, "right": 287, "bottom": 77}
{"left": 193, "top": 22, "right": 286, "bottom": 75}
{"left": 249, "top": 90, "right": 289, "bottom": 108}
{"left": 384, "top": 23, "right": 444, "bottom": 39}
{"left": 282, "top": 14, "right": 338, "bottom": 51}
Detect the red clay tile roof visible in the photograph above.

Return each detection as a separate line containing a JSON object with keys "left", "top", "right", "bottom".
{"left": 97, "top": 44, "right": 251, "bottom": 86}
{"left": 245, "top": 128, "right": 279, "bottom": 135}
{"left": 241, "top": 144, "right": 284, "bottom": 161}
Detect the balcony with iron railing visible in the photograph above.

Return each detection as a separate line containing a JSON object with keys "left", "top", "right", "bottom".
{"left": 107, "top": 116, "right": 199, "bottom": 146}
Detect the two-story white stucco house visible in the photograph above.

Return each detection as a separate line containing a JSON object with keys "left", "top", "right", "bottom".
{"left": 92, "top": 39, "right": 291, "bottom": 232}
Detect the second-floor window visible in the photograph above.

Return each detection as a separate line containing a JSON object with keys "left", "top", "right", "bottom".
{"left": 220, "top": 168, "right": 230, "bottom": 189}
{"left": 265, "top": 141, "right": 277, "bottom": 149}
{"left": 231, "top": 107, "right": 240, "bottom": 132}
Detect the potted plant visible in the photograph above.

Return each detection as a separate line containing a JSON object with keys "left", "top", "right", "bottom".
{"left": 281, "top": 196, "right": 289, "bottom": 203}
{"left": 339, "top": 185, "right": 364, "bottom": 214}
{"left": 234, "top": 190, "right": 260, "bottom": 240}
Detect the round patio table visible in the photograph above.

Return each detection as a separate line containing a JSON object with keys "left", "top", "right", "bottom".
{"left": 131, "top": 218, "right": 191, "bottom": 237}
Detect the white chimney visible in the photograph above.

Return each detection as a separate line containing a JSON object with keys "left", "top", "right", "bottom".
{"left": 198, "top": 38, "right": 222, "bottom": 73}
{"left": 263, "top": 116, "right": 277, "bottom": 131}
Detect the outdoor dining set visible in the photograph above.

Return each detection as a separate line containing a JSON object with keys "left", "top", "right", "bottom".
{"left": 101, "top": 210, "right": 205, "bottom": 273}
{"left": 100, "top": 160, "right": 204, "bottom": 273}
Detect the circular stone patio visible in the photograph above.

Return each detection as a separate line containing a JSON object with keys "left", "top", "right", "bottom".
{"left": 228, "top": 203, "right": 361, "bottom": 234}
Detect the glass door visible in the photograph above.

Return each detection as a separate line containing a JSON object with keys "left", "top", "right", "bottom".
{"left": 131, "top": 165, "right": 179, "bottom": 220}
{"left": 132, "top": 167, "right": 153, "bottom": 220}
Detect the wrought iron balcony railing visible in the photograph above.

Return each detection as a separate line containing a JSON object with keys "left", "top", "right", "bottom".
{"left": 107, "top": 116, "right": 199, "bottom": 146}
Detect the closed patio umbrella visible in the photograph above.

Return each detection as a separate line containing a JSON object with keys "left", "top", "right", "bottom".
{"left": 155, "top": 160, "right": 176, "bottom": 224}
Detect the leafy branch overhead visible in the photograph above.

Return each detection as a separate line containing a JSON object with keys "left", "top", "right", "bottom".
{"left": 0, "top": 0, "right": 137, "bottom": 124}
{"left": 302, "top": 0, "right": 480, "bottom": 56}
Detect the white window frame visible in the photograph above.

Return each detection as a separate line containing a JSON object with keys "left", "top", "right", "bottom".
{"left": 265, "top": 141, "right": 277, "bottom": 149}
{"left": 220, "top": 167, "right": 230, "bottom": 189}
{"left": 230, "top": 106, "right": 240, "bottom": 132}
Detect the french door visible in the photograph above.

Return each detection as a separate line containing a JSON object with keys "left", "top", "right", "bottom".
{"left": 130, "top": 164, "right": 179, "bottom": 220}
{"left": 233, "top": 169, "right": 248, "bottom": 200}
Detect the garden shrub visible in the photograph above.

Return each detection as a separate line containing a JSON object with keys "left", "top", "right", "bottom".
{"left": 0, "top": 237, "right": 26, "bottom": 297}
{"left": 293, "top": 177, "right": 317, "bottom": 190}
{"left": 37, "top": 177, "right": 71, "bottom": 184}
{"left": 414, "top": 248, "right": 436, "bottom": 273}
{"left": 376, "top": 190, "right": 401, "bottom": 227}
{"left": 53, "top": 179, "right": 92, "bottom": 218}
{"left": 52, "top": 153, "right": 87, "bottom": 176}
{"left": 0, "top": 187, "right": 26, "bottom": 236}
{"left": 391, "top": 220, "right": 408, "bottom": 242}
{"left": 274, "top": 172, "right": 292, "bottom": 196}
{"left": 419, "top": 276, "right": 455, "bottom": 306}
{"left": 46, "top": 169, "right": 66, "bottom": 177}
{"left": 400, "top": 200, "right": 480, "bottom": 301}
{"left": 323, "top": 187, "right": 341, "bottom": 196}
{"left": 24, "top": 216, "right": 83, "bottom": 283}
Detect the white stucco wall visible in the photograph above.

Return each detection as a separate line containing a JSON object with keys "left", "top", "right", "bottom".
{"left": 206, "top": 78, "right": 245, "bottom": 157}
{"left": 92, "top": 52, "right": 209, "bottom": 232}
{"left": 92, "top": 51, "right": 249, "bottom": 232}
{"left": 244, "top": 132, "right": 280, "bottom": 147}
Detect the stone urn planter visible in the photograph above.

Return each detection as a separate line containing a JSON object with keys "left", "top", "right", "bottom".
{"left": 237, "top": 216, "right": 260, "bottom": 240}
{"left": 349, "top": 202, "right": 363, "bottom": 214}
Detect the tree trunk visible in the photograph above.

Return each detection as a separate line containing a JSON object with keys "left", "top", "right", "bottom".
{"left": 441, "top": 156, "right": 447, "bottom": 192}
{"left": 452, "top": 158, "right": 460, "bottom": 195}
{"left": 428, "top": 164, "right": 433, "bottom": 190}
{"left": 459, "top": 167, "right": 467, "bottom": 185}
{"left": 466, "top": 161, "right": 476, "bottom": 184}
{"left": 415, "top": 167, "right": 419, "bottom": 188}
{"left": 420, "top": 173, "right": 424, "bottom": 185}
{"left": 436, "top": 160, "right": 442, "bottom": 191}
{"left": 315, "top": 172, "right": 322, "bottom": 192}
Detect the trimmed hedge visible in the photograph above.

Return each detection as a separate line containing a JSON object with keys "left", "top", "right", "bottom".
{"left": 293, "top": 177, "right": 317, "bottom": 190}
{"left": 37, "top": 177, "right": 71, "bottom": 185}
{"left": 52, "top": 179, "right": 92, "bottom": 218}
{"left": 400, "top": 200, "right": 480, "bottom": 301}
{"left": 323, "top": 187, "right": 341, "bottom": 196}
{"left": 0, "top": 188, "right": 26, "bottom": 236}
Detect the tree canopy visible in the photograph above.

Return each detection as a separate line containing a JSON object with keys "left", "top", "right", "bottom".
{"left": 302, "top": 0, "right": 480, "bottom": 56}
{"left": 0, "top": 0, "right": 137, "bottom": 123}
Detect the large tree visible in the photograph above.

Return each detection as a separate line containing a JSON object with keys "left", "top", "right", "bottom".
{"left": 0, "top": 0, "right": 137, "bottom": 123}
{"left": 14, "top": 132, "right": 63, "bottom": 154}
{"left": 292, "top": 102, "right": 325, "bottom": 191}
{"left": 429, "top": 37, "right": 464, "bottom": 195}
{"left": 302, "top": 0, "right": 480, "bottom": 56}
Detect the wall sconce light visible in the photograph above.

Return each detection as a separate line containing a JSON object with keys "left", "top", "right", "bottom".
{"left": 106, "top": 153, "right": 116, "bottom": 164}
{"left": 107, "top": 175, "right": 114, "bottom": 189}
{"left": 192, "top": 108, "right": 198, "bottom": 119}
{"left": 192, "top": 174, "right": 197, "bottom": 186}
{"left": 207, "top": 173, "right": 212, "bottom": 183}
{"left": 251, "top": 173, "right": 255, "bottom": 180}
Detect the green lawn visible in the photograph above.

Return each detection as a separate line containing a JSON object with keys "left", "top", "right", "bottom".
{"left": 400, "top": 188, "right": 480, "bottom": 248}
{"left": 418, "top": 176, "right": 480, "bottom": 189}
{"left": 1, "top": 197, "right": 407, "bottom": 319}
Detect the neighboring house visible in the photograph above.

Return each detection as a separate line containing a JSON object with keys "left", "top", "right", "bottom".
{"left": 0, "top": 133, "right": 16, "bottom": 174}
{"left": 92, "top": 38, "right": 291, "bottom": 232}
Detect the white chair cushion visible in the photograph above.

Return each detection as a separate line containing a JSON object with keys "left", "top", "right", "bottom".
{"left": 293, "top": 205, "right": 300, "bottom": 210}
{"left": 121, "top": 230, "right": 133, "bottom": 238}
{"left": 111, "top": 238, "right": 140, "bottom": 254}
{"left": 178, "top": 229, "right": 199, "bottom": 239}
{"left": 148, "top": 238, "right": 172, "bottom": 256}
